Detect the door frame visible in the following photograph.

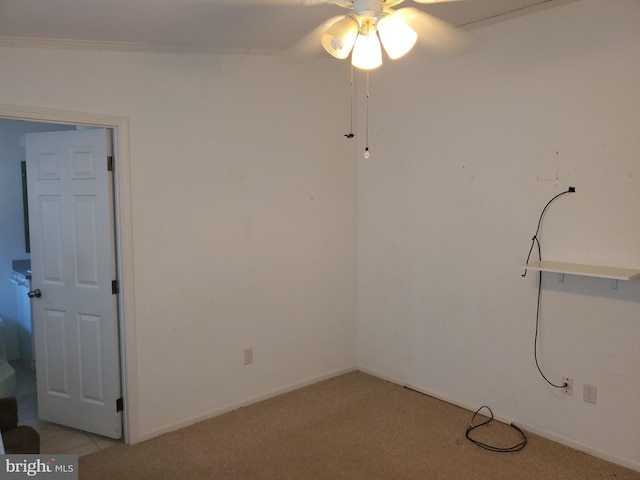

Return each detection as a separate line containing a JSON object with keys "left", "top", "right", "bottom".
{"left": 0, "top": 103, "right": 139, "bottom": 444}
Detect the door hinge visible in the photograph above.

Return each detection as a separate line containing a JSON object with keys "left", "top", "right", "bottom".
{"left": 107, "top": 156, "right": 114, "bottom": 171}
{"left": 111, "top": 280, "right": 119, "bottom": 294}
{"left": 116, "top": 397, "right": 124, "bottom": 412}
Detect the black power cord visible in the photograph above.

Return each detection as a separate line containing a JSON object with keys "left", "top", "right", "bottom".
{"left": 465, "top": 406, "right": 527, "bottom": 453}
{"left": 522, "top": 187, "right": 575, "bottom": 276}
{"left": 522, "top": 187, "right": 575, "bottom": 389}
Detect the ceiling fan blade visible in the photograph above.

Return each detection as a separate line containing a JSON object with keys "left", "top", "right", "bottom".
{"left": 394, "top": 7, "right": 470, "bottom": 54}
{"left": 283, "top": 15, "right": 344, "bottom": 59}
{"left": 185, "top": 0, "right": 351, "bottom": 6}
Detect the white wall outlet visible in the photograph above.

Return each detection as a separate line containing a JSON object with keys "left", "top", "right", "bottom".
{"left": 562, "top": 377, "right": 573, "bottom": 395}
{"left": 583, "top": 384, "right": 597, "bottom": 404}
{"left": 243, "top": 348, "right": 253, "bottom": 365}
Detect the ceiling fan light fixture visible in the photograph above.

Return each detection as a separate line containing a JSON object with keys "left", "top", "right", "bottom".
{"left": 377, "top": 13, "right": 417, "bottom": 60}
{"left": 321, "top": 15, "right": 359, "bottom": 60}
{"left": 351, "top": 21, "right": 382, "bottom": 70}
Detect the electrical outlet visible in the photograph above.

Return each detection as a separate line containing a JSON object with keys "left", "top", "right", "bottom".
{"left": 583, "top": 384, "right": 597, "bottom": 404}
{"left": 243, "top": 348, "right": 253, "bottom": 365}
{"left": 562, "top": 377, "right": 573, "bottom": 395}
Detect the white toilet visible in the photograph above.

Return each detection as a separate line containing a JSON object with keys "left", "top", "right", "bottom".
{"left": 0, "top": 318, "right": 17, "bottom": 397}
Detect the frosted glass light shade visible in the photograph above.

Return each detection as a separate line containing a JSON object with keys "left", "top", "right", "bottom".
{"left": 321, "top": 15, "right": 359, "bottom": 59}
{"left": 377, "top": 14, "right": 417, "bottom": 59}
{"left": 351, "top": 31, "right": 382, "bottom": 70}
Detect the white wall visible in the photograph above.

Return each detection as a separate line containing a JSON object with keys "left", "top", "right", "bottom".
{"left": 357, "top": 0, "right": 640, "bottom": 470}
{"left": 0, "top": 49, "right": 357, "bottom": 441}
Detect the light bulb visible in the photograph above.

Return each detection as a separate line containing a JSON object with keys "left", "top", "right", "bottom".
{"left": 351, "top": 21, "right": 382, "bottom": 70}
{"left": 364, "top": 148, "right": 370, "bottom": 159}
{"left": 377, "top": 14, "right": 417, "bottom": 60}
{"left": 321, "top": 15, "right": 359, "bottom": 60}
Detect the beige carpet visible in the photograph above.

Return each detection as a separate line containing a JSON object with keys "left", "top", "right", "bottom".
{"left": 80, "top": 371, "right": 639, "bottom": 479}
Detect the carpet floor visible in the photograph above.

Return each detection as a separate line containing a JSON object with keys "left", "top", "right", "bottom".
{"left": 79, "top": 371, "right": 639, "bottom": 479}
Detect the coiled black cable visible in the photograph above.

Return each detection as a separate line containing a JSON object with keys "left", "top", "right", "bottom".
{"left": 465, "top": 406, "right": 527, "bottom": 453}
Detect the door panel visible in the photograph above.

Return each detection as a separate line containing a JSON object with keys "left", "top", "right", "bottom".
{"left": 43, "top": 309, "right": 68, "bottom": 396}
{"left": 39, "top": 195, "right": 64, "bottom": 283}
{"left": 26, "top": 128, "right": 122, "bottom": 439}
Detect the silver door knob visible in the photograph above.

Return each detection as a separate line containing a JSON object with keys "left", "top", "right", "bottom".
{"left": 28, "top": 288, "right": 42, "bottom": 298}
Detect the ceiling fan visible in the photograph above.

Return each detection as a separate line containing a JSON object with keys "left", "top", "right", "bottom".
{"left": 208, "top": 0, "right": 469, "bottom": 69}
{"left": 293, "top": 0, "right": 468, "bottom": 70}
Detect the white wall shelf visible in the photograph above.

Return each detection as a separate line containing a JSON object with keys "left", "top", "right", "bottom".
{"left": 523, "top": 260, "right": 640, "bottom": 289}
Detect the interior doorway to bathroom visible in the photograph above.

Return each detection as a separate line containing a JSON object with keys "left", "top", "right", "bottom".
{"left": 0, "top": 106, "right": 132, "bottom": 443}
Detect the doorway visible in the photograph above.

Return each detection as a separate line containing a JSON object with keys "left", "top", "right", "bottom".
{"left": 0, "top": 104, "right": 136, "bottom": 448}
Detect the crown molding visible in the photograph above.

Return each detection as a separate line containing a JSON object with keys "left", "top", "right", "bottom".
{"left": 0, "top": 36, "right": 281, "bottom": 56}
{"left": 459, "top": 0, "right": 580, "bottom": 30}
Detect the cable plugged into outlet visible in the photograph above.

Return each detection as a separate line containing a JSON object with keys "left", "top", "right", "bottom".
{"left": 562, "top": 377, "right": 573, "bottom": 395}
{"left": 523, "top": 187, "right": 578, "bottom": 389}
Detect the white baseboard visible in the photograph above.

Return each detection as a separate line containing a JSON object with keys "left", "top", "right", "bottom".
{"left": 358, "top": 367, "right": 640, "bottom": 473}
{"left": 137, "top": 365, "right": 358, "bottom": 443}
{"left": 514, "top": 420, "right": 640, "bottom": 473}
{"left": 136, "top": 365, "right": 640, "bottom": 472}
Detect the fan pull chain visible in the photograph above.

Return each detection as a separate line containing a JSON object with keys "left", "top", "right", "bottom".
{"left": 345, "top": 64, "right": 355, "bottom": 139}
{"left": 364, "top": 70, "right": 370, "bottom": 158}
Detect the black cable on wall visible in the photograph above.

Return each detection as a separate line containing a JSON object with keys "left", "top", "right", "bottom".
{"left": 522, "top": 187, "right": 575, "bottom": 389}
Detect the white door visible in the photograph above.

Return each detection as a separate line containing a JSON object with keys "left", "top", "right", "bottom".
{"left": 25, "top": 128, "right": 122, "bottom": 439}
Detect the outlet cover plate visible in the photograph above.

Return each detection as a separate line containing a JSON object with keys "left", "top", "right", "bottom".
{"left": 243, "top": 348, "right": 253, "bottom": 365}
{"left": 583, "top": 384, "right": 597, "bottom": 404}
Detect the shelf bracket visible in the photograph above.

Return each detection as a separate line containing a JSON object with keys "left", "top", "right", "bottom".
{"left": 610, "top": 279, "right": 618, "bottom": 290}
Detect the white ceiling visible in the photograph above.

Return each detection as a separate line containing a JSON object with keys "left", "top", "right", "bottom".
{"left": 0, "top": 0, "right": 577, "bottom": 54}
